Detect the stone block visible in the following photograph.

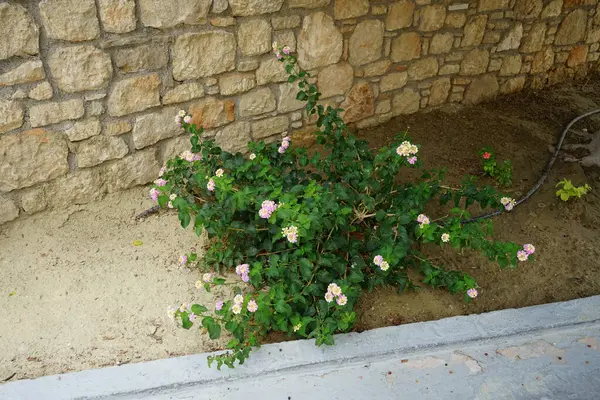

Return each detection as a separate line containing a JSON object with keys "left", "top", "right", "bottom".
{"left": 0, "top": 3, "right": 39, "bottom": 60}
{"left": 391, "top": 32, "right": 422, "bottom": 61}
{"left": 439, "top": 64, "right": 460, "bottom": 75}
{"left": 541, "top": 0, "right": 563, "bottom": 19}
{"left": 239, "top": 88, "right": 277, "bottom": 117}
{"left": 334, "top": 0, "right": 369, "bottom": 19}
{"left": 429, "top": 33, "right": 454, "bottom": 54}
{"left": 48, "top": 46, "right": 112, "bottom": 93}
{"left": 105, "top": 120, "right": 132, "bottom": 136}
{"left": 39, "top": 0, "right": 100, "bottom": 41}
{"left": 341, "top": 81, "right": 374, "bottom": 123}
{"left": 500, "top": 76, "right": 526, "bottom": 94}
{"left": 29, "top": 82, "right": 53, "bottom": 101}
{"left": 408, "top": 57, "right": 439, "bottom": 80}
{"left": 105, "top": 148, "right": 160, "bottom": 193}
{"left": 514, "top": 0, "right": 543, "bottom": 20}
{"left": 0, "top": 60, "right": 45, "bottom": 87}
{"left": 445, "top": 12, "right": 466, "bottom": 28}
{"left": 428, "top": 77, "right": 451, "bottom": 106}
{"left": 521, "top": 23, "right": 547, "bottom": 53}
{"left": 297, "top": 12, "right": 343, "bottom": 69}
{"left": 73, "top": 135, "right": 129, "bottom": 168}
{"left": 108, "top": 74, "right": 161, "bottom": 117}
{"left": 65, "top": 118, "right": 101, "bottom": 142}
{"left": 362, "top": 60, "right": 392, "bottom": 77}
{"left": 139, "top": 0, "right": 211, "bottom": 28}
{"left": 114, "top": 44, "right": 168, "bottom": 73}
{"left": 0, "top": 129, "right": 69, "bottom": 191}
{"left": 188, "top": 97, "right": 235, "bottom": 129}
{"left": 273, "top": 30, "right": 296, "bottom": 52}
{"left": 317, "top": 63, "right": 354, "bottom": 98}
{"left": 379, "top": 72, "right": 408, "bottom": 92}
{"left": 277, "top": 83, "right": 305, "bottom": 113}
{"left": 462, "top": 15, "right": 487, "bottom": 47}
{"left": 460, "top": 48, "right": 490, "bottom": 76}
{"left": 272, "top": 15, "right": 301, "bottom": 30}
{"left": 567, "top": 46, "right": 589, "bottom": 68}
{"left": 98, "top": 0, "right": 137, "bottom": 33}
{"left": 463, "top": 75, "right": 499, "bottom": 104}
{"left": 531, "top": 47, "right": 555, "bottom": 73}
{"left": 417, "top": 4, "right": 446, "bottom": 32}
{"left": 478, "top": 0, "right": 510, "bottom": 11}
{"left": 30, "top": 99, "right": 84, "bottom": 128}
{"left": 238, "top": 19, "right": 272, "bottom": 56}
{"left": 0, "top": 195, "right": 19, "bottom": 224}
{"left": 289, "top": 0, "right": 330, "bottom": 8}
{"left": 499, "top": 55, "right": 523, "bottom": 76}
{"left": 0, "top": 100, "right": 24, "bottom": 134}
{"left": 392, "top": 89, "right": 420, "bottom": 115}
{"left": 386, "top": 1, "right": 415, "bottom": 30}
{"left": 349, "top": 20, "right": 384, "bottom": 66}
{"left": 497, "top": 23, "right": 523, "bottom": 52}
{"left": 229, "top": 0, "right": 284, "bottom": 16}
{"left": 46, "top": 169, "right": 106, "bottom": 209}
{"left": 132, "top": 107, "right": 184, "bottom": 149}
{"left": 173, "top": 31, "right": 236, "bottom": 80}
{"left": 219, "top": 73, "right": 256, "bottom": 96}
{"left": 163, "top": 83, "right": 205, "bottom": 105}
{"left": 251, "top": 116, "right": 289, "bottom": 139}
{"left": 215, "top": 122, "right": 252, "bottom": 154}
{"left": 256, "top": 57, "right": 288, "bottom": 85}
{"left": 555, "top": 9, "right": 587, "bottom": 45}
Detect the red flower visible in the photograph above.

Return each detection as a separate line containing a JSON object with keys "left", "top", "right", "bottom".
{"left": 482, "top": 152, "right": 491, "bottom": 160}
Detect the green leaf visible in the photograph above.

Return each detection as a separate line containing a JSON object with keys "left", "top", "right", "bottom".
{"left": 191, "top": 304, "right": 208, "bottom": 314}
{"left": 178, "top": 210, "right": 191, "bottom": 228}
{"left": 299, "top": 258, "right": 313, "bottom": 281}
{"left": 208, "top": 323, "right": 222, "bottom": 340}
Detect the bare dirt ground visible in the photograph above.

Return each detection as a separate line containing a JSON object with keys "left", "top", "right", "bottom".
{"left": 355, "top": 76, "right": 600, "bottom": 331}
{"left": 0, "top": 187, "right": 224, "bottom": 382}
{"left": 2, "top": 76, "right": 600, "bottom": 382}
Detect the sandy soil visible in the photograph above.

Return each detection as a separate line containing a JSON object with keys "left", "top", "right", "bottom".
{"left": 0, "top": 187, "right": 223, "bottom": 382}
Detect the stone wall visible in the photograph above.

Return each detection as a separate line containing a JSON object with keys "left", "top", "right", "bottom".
{"left": 1, "top": 0, "right": 599, "bottom": 224}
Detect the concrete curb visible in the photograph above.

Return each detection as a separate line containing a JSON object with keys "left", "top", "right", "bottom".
{"left": 2, "top": 295, "right": 600, "bottom": 400}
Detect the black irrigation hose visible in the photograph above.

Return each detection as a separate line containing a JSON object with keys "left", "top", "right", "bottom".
{"left": 464, "top": 108, "right": 600, "bottom": 224}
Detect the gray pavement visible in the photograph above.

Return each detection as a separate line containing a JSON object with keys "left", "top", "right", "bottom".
{"left": 2, "top": 296, "right": 600, "bottom": 400}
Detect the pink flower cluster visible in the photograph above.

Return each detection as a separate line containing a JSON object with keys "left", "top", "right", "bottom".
{"left": 278, "top": 136, "right": 291, "bottom": 154}
{"left": 230, "top": 294, "right": 258, "bottom": 314}
{"left": 282, "top": 225, "right": 299, "bottom": 243}
{"left": 150, "top": 187, "right": 160, "bottom": 202}
{"left": 215, "top": 300, "right": 224, "bottom": 311}
{"left": 373, "top": 255, "right": 390, "bottom": 271}
{"left": 175, "top": 110, "right": 192, "bottom": 125}
{"left": 396, "top": 141, "right": 419, "bottom": 164}
{"left": 467, "top": 288, "right": 478, "bottom": 299}
{"left": 500, "top": 197, "right": 516, "bottom": 211}
{"left": 235, "top": 263, "right": 250, "bottom": 283}
{"left": 179, "top": 150, "right": 202, "bottom": 162}
{"left": 207, "top": 178, "right": 215, "bottom": 192}
{"left": 417, "top": 214, "right": 430, "bottom": 228}
{"left": 259, "top": 200, "right": 278, "bottom": 219}
{"left": 324, "top": 283, "right": 347, "bottom": 306}
{"left": 517, "top": 243, "right": 535, "bottom": 262}
{"left": 272, "top": 42, "right": 291, "bottom": 59}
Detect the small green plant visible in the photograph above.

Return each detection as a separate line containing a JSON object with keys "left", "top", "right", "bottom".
{"left": 153, "top": 44, "right": 536, "bottom": 370}
{"left": 479, "top": 147, "right": 513, "bottom": 187}
{"left": 555, "top": 179, "right": 591, "bottom": 201}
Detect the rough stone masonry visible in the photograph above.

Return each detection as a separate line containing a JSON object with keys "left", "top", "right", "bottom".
{"left": 0, "top": 0, "right": 599, "bottom": 224}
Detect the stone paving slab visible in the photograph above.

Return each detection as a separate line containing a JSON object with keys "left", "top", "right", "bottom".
{"left": 2, "top": 296, "right": 599, "bottom": 400}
